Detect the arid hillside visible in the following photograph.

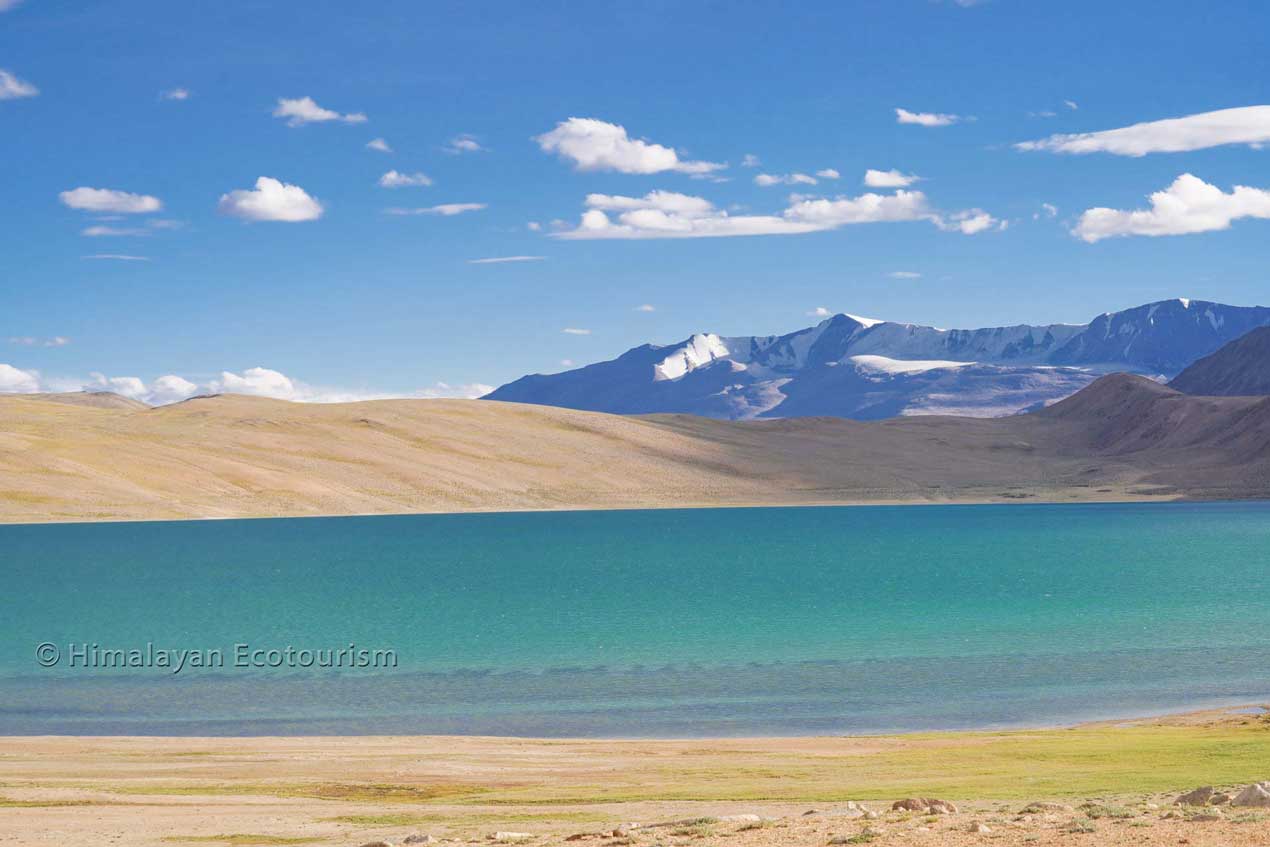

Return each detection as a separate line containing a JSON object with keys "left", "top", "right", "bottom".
{"left": 0, "top": 375, "right": 1267, "bottom": 524}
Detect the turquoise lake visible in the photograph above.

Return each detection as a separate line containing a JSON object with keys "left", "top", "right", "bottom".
{"left": 2, "top": 501, "right": 1269, "bottom": 736}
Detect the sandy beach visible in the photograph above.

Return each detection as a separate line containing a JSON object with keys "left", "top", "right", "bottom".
{"left": 3, "top": 707, "right": 1269, "bottom": 847}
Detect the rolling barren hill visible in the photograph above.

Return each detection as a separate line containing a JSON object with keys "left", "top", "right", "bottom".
{"left": 1, "top": 377, "right": 1268, "bottom": 524}
{"left": 1170, "top": 326, "right": 1270, "bottom": 397}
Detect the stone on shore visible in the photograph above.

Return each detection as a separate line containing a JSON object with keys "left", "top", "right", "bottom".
{"left": 1231, "top": 783, "right": 1270, "bottom": 807}
{"left": 1174, "top": 786, "right": 1215, "bottom": 806}
{"left": 892, "top": 797, "right": 958, "bottom": 814}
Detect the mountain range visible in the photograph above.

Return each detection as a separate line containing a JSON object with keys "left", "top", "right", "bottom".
{"left": 485, "top": 298, "right": 1270, "bottom": 420}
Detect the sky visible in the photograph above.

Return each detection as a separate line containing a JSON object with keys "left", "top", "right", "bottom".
{"left": 3, "top": 0, "right": 1270, "bottom": 404}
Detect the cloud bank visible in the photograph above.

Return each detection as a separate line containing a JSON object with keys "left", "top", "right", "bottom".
{"left": 273, "top": 96, "right": 367, "bottom": 127}
{"left": 1017, "top": 105, "right": 1270, "bottom": 156}
{"left": 554, "top": 189, "right": 1000, "bottom": 240}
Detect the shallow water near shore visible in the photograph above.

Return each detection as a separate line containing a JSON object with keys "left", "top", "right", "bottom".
{"left": 3, "top": 501, "right": 1269, "bottom": 736}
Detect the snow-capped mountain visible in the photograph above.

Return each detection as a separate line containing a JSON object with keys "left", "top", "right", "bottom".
{"left": 483, "top": 299, "right": 1270, "bottom": 420}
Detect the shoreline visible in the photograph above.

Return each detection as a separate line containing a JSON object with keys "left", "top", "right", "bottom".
{"left": 4, "top": 705, "right": 1270, "bottom": 847}
{"left": 0, "top": 490, "right": 1209, "bottom": 528}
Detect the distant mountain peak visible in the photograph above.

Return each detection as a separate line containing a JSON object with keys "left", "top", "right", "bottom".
{"left": 484, "top": 299, "right": 1270, "bottom": 421}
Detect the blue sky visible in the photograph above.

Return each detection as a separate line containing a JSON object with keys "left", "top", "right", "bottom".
{"left": 3, "top": 0, "right": 1269, "bottom": 403}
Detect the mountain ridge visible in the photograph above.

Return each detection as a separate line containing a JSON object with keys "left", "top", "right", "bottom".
{"left": 485, "top": 298, "right": 1270, "bottom": 420}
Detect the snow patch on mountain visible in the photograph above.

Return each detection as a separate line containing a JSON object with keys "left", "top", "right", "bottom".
{"left": 653, "top": 333, "right": 730, "bottom": 381}
{"left": 848, "top": 355, "right": 976, "bottom": 374}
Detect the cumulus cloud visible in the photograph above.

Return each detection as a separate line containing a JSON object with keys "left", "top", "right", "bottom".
{"left": 0, "top": 69, "right": 37, "bottom": 99}
{"left": 754, "top": 172, "right": 819, "bottom": 187}
{"left": 217, "top": 177, "right": 324, "bottom": 222}
{"left": 60, "top": 187, "right": 162, "bottom": 214}
{"left": 895, "top": 107, "right": 960, "bottom": 127}
{"left": 561, "top": 328, "right": 591, "bottom": 335}
{"left": 160, "top": 88, "right": 190, "bottom": 101}
{"left": 535, "top": 117, "right": 725, "bottom": 175}
{"left": 1017, "top": 105, "right": 1270, "bottom": 156}
{"left": 808, "top": 306, "right": 832, "bottom": 317}
{"left": 864, "top": 168, "right": 921, "bottom": 188}
{"left": 816, "top": 168, "right": 841, "bottom": 180}
{"left": 553, "top": 188, "right": 997, "bottom": 240}
{"left": 366, "top": 137, "right": 392, "bottom": 153}
{"left": 1073, "top": 173, "right": 1270, "bottom": 243}
{"left": 378, "top": 170, "right": 433, "bottom": 188}
{"left": 1035, "top": 202, "right": 1059, "bottom": 220}
{"left": 741, "top": 154, "right": 761, "bottom": 168}
{"left": 384, "top": 203, "right": 486, "bottom": 216}
{"left": 272, "top": 96, "right": 367, "bottom": 127}
{"left": 467, "top": 255, "right": 545, "bottom": 264}
{"left": 444, "top": 134, "right": 485, "bottom": 154}
{"left": 0, "top": 364, "right": 41, "bottom": 393}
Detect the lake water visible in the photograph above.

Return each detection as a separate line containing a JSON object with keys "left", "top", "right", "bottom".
{"left": 2, "top": 502, "right": 1269, "bottom": 736}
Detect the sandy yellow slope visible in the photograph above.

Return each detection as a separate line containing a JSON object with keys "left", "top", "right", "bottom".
{"left": 1, "top": 377, "right": 1266, "bottom": 524}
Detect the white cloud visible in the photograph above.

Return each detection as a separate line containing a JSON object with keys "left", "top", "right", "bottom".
{"left": 366, "top": 137, "right": 392, "bottom": 153}
{"left": 272, "top": 96, "right": 367, "bottom": 127}
{"left": 9, "top": 336, "right": 70, "bottom": 347}
{"left": 1065, "top": 99, "right": 1079, "bottom": 111}
{"left": 211, "top": 367, "right": 296, "bottom": 398}
{"left": 553, "top": 187, "right": 997, "bottom": 240}
{"left": 561, "top": 327, "right": 592, "bottom": 335}
{"left": 146, "top": 375, "right": 199, "bottom": 404}
{"left": 0, "top": 69, "right": 37, "bottom": 100}
{"left": 60, "top": 187, "right": 162, "bottom": 214}
{"left": 82, "top": 225, "right": 147, "bottom": 237}
{"left": 0, "top": 1, "right": 27, "bottom": 11}
{"left": 0, "top": 364, "right": 41, "bottom": 393}
{"left": 378, "top": 170, "right": 433, "bottom": 188}
{"left": 935, "top": 209, "right": 1005, "bottom": 235}
{"left": 1073, "top": 173, "right": 1270, "bottom": 243}
{"left": 444, "top": 134, "right": 485, "bottom": 154}
{"left": 87, "top": 373, "right": 148, "bottom": 400}
{"left": 754, "top": 172, "right": 819, "bottom": 187}
{"left": 534, "top": 117, "right": 725, "bottom": 175}
{"left": 741, "top": 154, "right": 761, "bottom": 168}
{"left": 864, "top": 168, "right": 921, "bottom": 188}
{"left": 526, "top": 221, "right": 542, "bottom": 231}
{"left": 4, "top": 365, "right": 493, "bottom": 406}
{"left": 895, "top": 107, "right": 960, "bottom": 127}
{"left": 385, "top": 203, "right": 486, "bottom": 216}
{"left": 808, "top": 306, "right": 832, "bottom": 317}
{"left": 160, "top": 88, "right": 190, "bottom": 101}
{"left": 1035, "top": 202, "right": 1059, "bottom": 220}
{"left": 634, "top": 304, "right": 655, "bottom": 312}
{"left": 560, "top": 359, "right": 574, "bottom": 367}
{"left": 816, "top": 168, "right": 841, "bottom": 180}
{"left": 418, "top": 381, "right": 494, "bottom": 399}
{"left": 889, "top": 271, "right": 922, "bottom": 279}
{"left": 217, "top": 177, "right": 324, "bottom": 222}
{"left": 1017, "top": 105, "right": 1270, "bottom": 156}
{"left": 467, "top": 255, "right": 546, "bottom": 264}
{"left": 83, "top": 254, "right": 151, "bottom": 261}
